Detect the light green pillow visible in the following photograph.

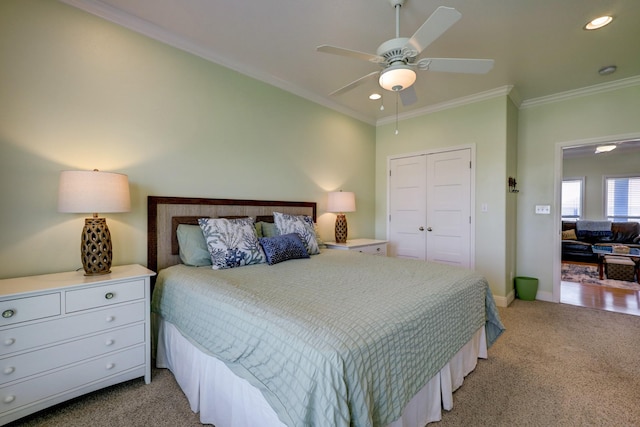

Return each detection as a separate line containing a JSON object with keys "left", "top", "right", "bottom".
{"left": 254, "top": 221, "right": 263, "bottom": 238}
{"left": 176, "top": 224, "right": 212, "bottom": 266}
{"left": 260, "top": 221, "right": 280, "bottom": 238}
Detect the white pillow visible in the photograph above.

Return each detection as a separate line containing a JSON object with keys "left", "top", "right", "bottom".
{"left": 273, "top": 212, "right": 320, "bottom": 255}
{"left": 198, "top": 217, "right": 266, "bottom": 269}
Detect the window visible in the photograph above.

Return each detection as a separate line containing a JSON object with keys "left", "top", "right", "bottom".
{"left": 561, "top": 178, "right": 583, "bottom": 221}
{"left": 605, "top": 175, "right": 640, "bottom": 222}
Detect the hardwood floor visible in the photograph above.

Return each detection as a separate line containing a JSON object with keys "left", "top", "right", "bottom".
{"left": 561, "top": 280, "right": 640, "bottom": 316}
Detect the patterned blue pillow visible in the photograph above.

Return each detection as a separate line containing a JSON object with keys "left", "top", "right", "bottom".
{"left": 259, "top": 233, "right": 310, "bottom": 265}
{"left": 273, "top": 212, "right": 320, "bottom": 255}
{"left": 199, "top": 217, "right": 266, "bottom": 270}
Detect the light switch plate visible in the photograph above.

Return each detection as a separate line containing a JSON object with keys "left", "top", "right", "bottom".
{"left": 535, "top": 205, "right": 551, "bottom": 214}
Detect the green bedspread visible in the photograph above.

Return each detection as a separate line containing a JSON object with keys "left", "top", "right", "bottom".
{"left": 152, "top": 249, "right": 504, "bottom": 427}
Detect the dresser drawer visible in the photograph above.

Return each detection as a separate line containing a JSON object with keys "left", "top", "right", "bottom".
{"left": 0, "top": 301, "right": 145, "bottom": 356}
{"left": 0, "top": 294, "right": 60, "bottom": 327}
{"left": 0, "top": 345, "right": 145, "bottom": 414}
{"left": 0, "top": 324, "right": 144, "bottom": 385}
{"left": 357, "top": 244, "right": 387, "bottom": 256}
{"left": 66, "top": 279, "right": 145, "bottom": 313}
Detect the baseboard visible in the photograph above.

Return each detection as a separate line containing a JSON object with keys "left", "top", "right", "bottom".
{"left": 494, "top": 290, "right": 515, "bottom": 307}
{"left": 534, "top": 290, "right": 554, "bottom": 302}
{"left": 499, "top": 289, "right": 553, "bottom": 305}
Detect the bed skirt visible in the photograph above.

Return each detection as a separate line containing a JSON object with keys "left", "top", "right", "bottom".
{"left": 155, "top": 317, "right": 487, "bottom": 427}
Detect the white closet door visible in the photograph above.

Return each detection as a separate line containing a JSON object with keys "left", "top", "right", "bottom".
{"left": 388, "top": 149, "right": 472, "bottom": 268}
{"left": 388, "top": 155, "right": 427, "bottom": 259}
{"left": 426, "top": 149, "right": 471, "bottom": 267}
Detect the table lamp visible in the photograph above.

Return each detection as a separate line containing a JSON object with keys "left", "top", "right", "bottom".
{"left": 58, "top": 169, "right": 131, "bottom": 275}
{"left": 327, "top": 191, "right": 356, "bottom": 244}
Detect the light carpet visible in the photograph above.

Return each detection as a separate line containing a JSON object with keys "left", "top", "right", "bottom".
{"left": 10, "top": 300, "right": 640, "bottom": 427}
{"left": 561, "top": 262, "right": 640, "bottom": 291}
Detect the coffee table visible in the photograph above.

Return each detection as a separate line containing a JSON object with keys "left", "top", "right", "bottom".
{"left": 592, "top": 245, "right": 640, "bottom": 283}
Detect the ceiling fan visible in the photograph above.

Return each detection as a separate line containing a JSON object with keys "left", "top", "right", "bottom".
{"left": 317, "top": 0, "right": 494, "bottom": 106}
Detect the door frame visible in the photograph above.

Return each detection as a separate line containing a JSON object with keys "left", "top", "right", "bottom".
{"left": 553, "top": 132, "right": 640, "bottom": 303}
{"left": 386, "top": 144, "right": 476, "bottom": 269}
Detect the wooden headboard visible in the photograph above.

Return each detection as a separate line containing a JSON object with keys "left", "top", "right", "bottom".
{"left": 147, "top": 196, "right": 317, "bottom": 274}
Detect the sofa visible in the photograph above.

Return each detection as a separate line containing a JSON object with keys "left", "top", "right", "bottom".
{"left": 561, "top": 221, "right": 640, "bottom": 263}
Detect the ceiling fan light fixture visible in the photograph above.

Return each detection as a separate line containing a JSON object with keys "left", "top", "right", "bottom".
{"left": 379, "top": 64, "right": 416, "bottom": 92}
{"left": 584, "top": 15, "right": 613, "bottom": 30}
{"left": 595, "top": 144, "right": 616, "bottom": 153}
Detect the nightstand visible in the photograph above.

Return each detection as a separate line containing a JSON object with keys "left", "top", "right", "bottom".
{"left": 0, "top": 264, "right": 155, "bottom": 425}
{"left": 325, "top": 239, "right": 388, "bottom": 256}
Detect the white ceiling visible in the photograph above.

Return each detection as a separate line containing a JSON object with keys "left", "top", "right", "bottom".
{"left": 61, "top": 0, "right": 640, "bottom": 125}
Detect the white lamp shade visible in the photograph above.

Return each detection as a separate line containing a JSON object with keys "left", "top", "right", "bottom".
{"left": 58, "top": 170, "right": 131, "bottom": 214}
{"left": 327, "top": 191, "right": 356, "bottom": 213}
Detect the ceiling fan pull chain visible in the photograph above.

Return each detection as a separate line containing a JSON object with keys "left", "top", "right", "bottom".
{"left": 395, "top": 91, "right": 399, "bottom": 135}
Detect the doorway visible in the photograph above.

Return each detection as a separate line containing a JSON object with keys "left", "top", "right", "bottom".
{"left": 555, "top": 134, "right": 640, "bottom": 315}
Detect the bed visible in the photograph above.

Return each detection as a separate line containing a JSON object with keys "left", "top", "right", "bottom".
{"left": 148, "top": 196, "right": 504, "bottom": 427}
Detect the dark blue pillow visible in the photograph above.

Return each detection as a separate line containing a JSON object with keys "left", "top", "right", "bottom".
{"left": 259, "top": 233, "right": 310, "bottom": 265}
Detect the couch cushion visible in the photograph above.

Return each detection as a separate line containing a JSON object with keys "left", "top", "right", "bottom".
{"left": 611, "top": 222, "right": 640, "bottom": 243}
{"left": 562, "top": 240, "right": 593, "bottom": 253}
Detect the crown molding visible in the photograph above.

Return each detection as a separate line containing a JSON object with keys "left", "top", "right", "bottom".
{"left": 376, "top": 85, "right": 515, "bottom": 126}
{"left": 520, "top": 75, "right": 640, "bottom": 109}
{"left": 57, "top": 1, "right": 640, "bottom": 126}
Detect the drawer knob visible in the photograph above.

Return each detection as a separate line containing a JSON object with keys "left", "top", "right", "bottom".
{"left": 105, "top": 339, "right": 115, "bottom": 346}
{"left": 376, "top": 247, "right": 380, "bottom": 251}
{"left": 1, "top": 310, "right": 15, "bottom": 319}
{"left": 106, "top": 363, "right": 115, "bottom": 370}
{"left": 3, "top": 395, "right": 15, "bottom": 404}
{"left": 3, "top": 338, "right": 15, "bottom": 346}
{"left": 105, "top": 316, "right": 115, "bottom": 322}
{"left": 105, "top": 292, "right": 115, "bottom": 300}
{"left": 3, "top": 367, "right": 14, "bottom": 375}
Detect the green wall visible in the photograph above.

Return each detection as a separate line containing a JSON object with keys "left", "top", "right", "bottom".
{"left": 0, "top": 0, "right": 376, "bottom": 278}
{"left": 375, "top": 96, "right": 513, "bottom": 300}
{"left": 2, "top": 0, "right": 639, "bottom": 307}
{"left": 517, "top": 84, "right": 640, "bottom": 299}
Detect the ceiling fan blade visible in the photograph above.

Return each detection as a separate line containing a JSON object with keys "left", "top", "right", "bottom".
{"left": 399, "top": 85, "right": 418, "bottom": 106}
{"left": 405, "top": 6, "right": 462, "bottom": 56}
{"left": 317, "top": 45, "right": 384, "bottom": 63}
{"left": 329, "top": 71, "right": 379, "bottom": 96}
{"left": 418, "top": 58, "right": 494, "bottom": 74}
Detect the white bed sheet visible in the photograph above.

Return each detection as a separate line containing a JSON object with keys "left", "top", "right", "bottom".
{"left": 156, "top": 317, "right": 487, "bottom": 427}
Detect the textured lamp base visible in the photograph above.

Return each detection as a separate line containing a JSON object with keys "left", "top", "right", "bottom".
{"left": 335, "top": 214, "right": 348, "bottom": 244}
{"left": 81, "top": 217, "right": 113, "bottom": 275}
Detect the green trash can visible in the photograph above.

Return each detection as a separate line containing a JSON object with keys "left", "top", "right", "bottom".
{"left": 515, "top": 276, "right": 538, "bottom": 301}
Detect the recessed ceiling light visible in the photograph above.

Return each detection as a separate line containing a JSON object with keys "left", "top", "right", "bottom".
{"left": 598, "top": 65, "right": 617, "bottom": 75}
{"left": 369, "top": 93, "right": 382, "bottom": 100}
{"left": 595, "top": 144, "right": 616, "bottom": 153}
{"left": 584, "top": 15, "right": 613, "bottom": 30}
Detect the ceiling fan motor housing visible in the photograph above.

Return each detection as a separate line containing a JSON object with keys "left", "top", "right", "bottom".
{"left": 376, "top": 37, "right": 417, "bottom": 64}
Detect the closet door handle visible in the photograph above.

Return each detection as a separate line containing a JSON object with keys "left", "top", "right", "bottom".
{"left": 419, "top": 227, "right": 424, "bottom": 231}
{"left": 427, "top": 227, "right": 433, "bottom": 232}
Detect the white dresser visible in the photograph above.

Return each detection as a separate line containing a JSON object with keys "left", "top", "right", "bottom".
{"left": 0, "top": 264, "right": 155, "bottom": 425}
{"left": 325, "top": 239, "right": 388, "bottom": 256}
